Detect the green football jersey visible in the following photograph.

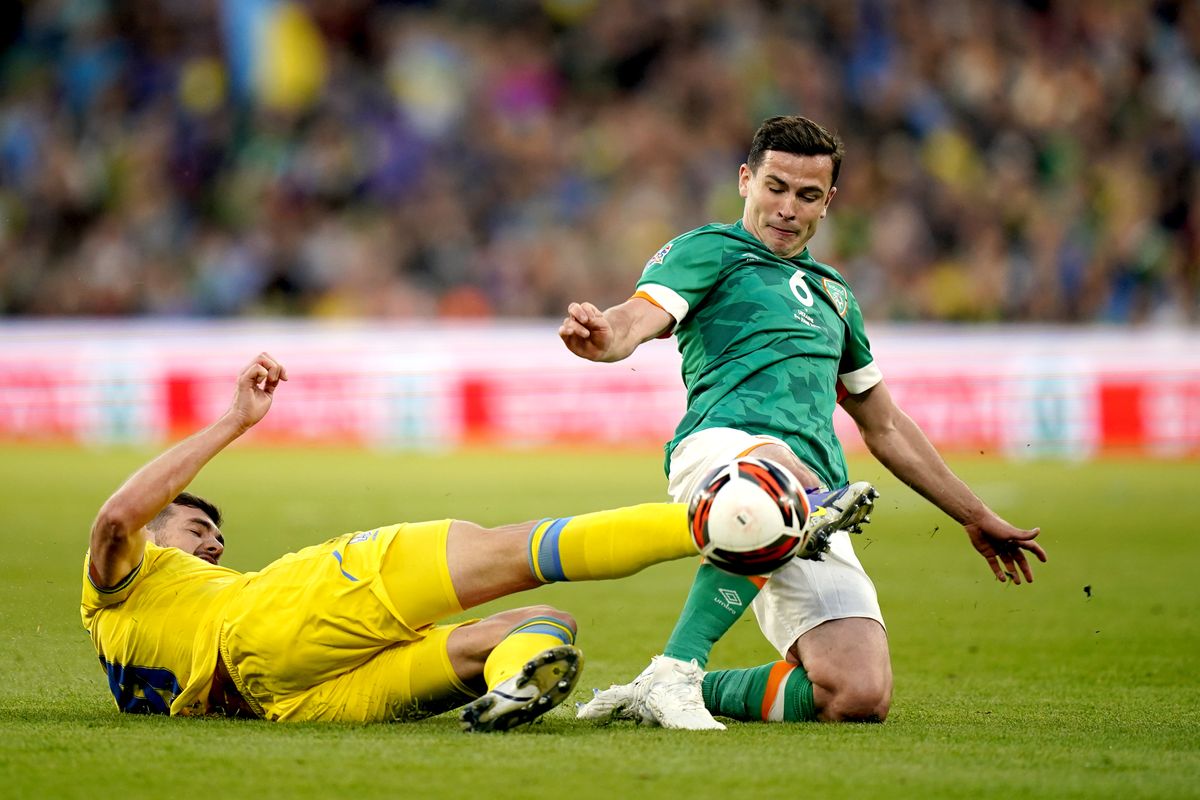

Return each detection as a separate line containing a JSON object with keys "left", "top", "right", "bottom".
{"left": 636, "top": 221, "right": 881, "bottom": 487}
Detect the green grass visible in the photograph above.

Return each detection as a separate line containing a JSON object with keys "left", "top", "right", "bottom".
{"left": 1, "top": 444, "right": 1198, "bottom": 799}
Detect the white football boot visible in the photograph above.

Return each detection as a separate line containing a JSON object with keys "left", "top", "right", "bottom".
{"left": 643, "top": 655, "right": 726, "bottom": 731}
{"left": 460, "top": 645, "right": 582, "bottom": 732}
{"left": 575, "top": 660, "right": 657, "bottom": 725}
{"left": 796, "top": 481, "right": 880, "bottom": 560}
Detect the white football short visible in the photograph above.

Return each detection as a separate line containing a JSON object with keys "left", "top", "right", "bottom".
{"left": 666, "top": 426, "right": 885, "bottom": 658}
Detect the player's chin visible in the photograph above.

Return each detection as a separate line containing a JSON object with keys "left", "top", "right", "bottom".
{"left": 766, "top": 231, "right": 803, "bottom": 258}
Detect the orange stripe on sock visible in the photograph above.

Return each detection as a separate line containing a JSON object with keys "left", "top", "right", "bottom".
{"left": 761, "top": 661, "right": 794, "bottom": 721}
{"left": 747, "top": 575, "right": 769, "bottom": 589}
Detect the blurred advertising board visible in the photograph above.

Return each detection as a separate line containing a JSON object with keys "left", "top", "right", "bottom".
{"left": 1, "top": 321, "right": 1197, "bottom": 458}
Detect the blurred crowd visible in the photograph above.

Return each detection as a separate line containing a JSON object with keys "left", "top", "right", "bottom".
{"left": 1, "top": 0, "right": 1198, "bottom": 323}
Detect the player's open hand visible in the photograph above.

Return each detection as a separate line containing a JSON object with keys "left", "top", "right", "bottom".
{"left": 963, "top": 514, "right": 1046, "bottom": 585}
{"left": 559, "top": 302, "right": 614, "bottom": 361}
{"left": 230, "top": 352, "right": 288, "bottom": 430}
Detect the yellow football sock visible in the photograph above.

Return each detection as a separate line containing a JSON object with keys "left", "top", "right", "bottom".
{"left": 483, "top": 617, "right": 576, "bottom": 689}
{"left": 527, "top": 503, "right": 697, "bottom": 583}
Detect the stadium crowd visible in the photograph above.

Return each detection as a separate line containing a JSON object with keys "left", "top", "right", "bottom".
{"left": 1, "top": 0, "right": 1197, "bottom": 323}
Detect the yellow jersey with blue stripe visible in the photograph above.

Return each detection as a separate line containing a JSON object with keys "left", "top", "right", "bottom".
{"left": 80, "top": 543, "right": 249, "bottom": 716}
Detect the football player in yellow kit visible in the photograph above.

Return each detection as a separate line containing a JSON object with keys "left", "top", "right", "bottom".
{"left": 82, "top": 352, "right": 701, "bottom": 730}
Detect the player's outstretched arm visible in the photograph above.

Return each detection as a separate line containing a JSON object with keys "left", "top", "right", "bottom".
{"left": 88, "top": 353, "right": 288, "bottom": 587}
{"left": 559, "top": 298, "right": 673, "bottom": 363}
{"left": 841, "top": 380, "right": 1046, "bottom": 584}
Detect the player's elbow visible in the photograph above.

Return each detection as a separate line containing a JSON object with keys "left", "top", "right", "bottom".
{"left": 92, "top": 500, "right": 143, "bottom": 546}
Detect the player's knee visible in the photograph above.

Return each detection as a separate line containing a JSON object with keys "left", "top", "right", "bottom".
{"left": 823, "top": 679, "right": 891, "bottom": 723}
{"left": 486, "top": 604, "right": 577, "bottom": 637}
{"left": 518, "top": 604, "right": 577, "bottom": 635}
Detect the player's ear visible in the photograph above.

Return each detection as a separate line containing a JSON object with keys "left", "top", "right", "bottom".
{"left": 820, "top": 186, "right": 837, "bottom": 218}
{"left": 738, "top": 164, "right": 752, "bottom": 198}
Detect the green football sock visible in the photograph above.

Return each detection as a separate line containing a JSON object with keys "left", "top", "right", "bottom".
{"left": 661, "top": 563, "right": 765, "bottom": 668}
{"left": 701, "top": 661, "right": 816, "bottom": 722}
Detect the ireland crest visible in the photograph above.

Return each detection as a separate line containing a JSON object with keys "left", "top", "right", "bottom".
{"left": 822, "top": 278, "right": 849, "bottom": 317}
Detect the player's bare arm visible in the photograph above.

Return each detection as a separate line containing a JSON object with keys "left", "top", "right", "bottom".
{"left": 88, "top": 353, "right": 288, "bottom": 587}
{"left": 559, "top": 298, "right": 673, "bottom": 362}
{"left": 840, "top": 380, "right": 1046, "bottom": 584}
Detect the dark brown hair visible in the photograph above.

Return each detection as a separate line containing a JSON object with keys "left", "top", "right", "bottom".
{"left": 747, "top": 116, "right": 844, "bottom": 185}
{"left": 147, "top": 492, "right": 222, "bottom": 531}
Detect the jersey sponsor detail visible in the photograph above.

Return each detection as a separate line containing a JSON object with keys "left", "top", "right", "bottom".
{"left": 793, "top": 308, "right": 822, "bottom": 329}
{"left": 839, "top": 362, "right": 883, "bottom": 394}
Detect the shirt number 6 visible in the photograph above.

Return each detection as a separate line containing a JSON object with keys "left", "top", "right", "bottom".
{"left": 789, "top": 270, "right": 814, "bottom": 307}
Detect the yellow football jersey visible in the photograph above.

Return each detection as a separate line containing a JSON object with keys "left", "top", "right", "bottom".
{"left": 80, "top": 543, "right": 249, "bottom": 716}
{"left": 81, "top": 521, "right": 470, "bottom": 722}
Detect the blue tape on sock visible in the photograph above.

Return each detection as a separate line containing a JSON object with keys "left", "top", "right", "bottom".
{"left": 509, "top": 619, "right": 575, "bottom": 645}
{"left": 536, "top": 517, "right": 571, "bottom": 582}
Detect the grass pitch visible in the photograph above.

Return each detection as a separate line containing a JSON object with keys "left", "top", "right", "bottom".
{"left": 0, "top": 444, "right": 1197, "bottom": 799}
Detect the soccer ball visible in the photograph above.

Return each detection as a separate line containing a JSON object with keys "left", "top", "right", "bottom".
{"left": 687, "top": 457, "right": 810, "bottom": 576}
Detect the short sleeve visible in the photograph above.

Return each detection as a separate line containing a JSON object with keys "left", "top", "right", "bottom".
{"left": 81, "top": 550, "right": 147, "bottom": 612}
{"left": 635, "top": 232, "right": 728, "bottom": 327}
{"left": 837, "top": 294, "right": 882, "bottom": 395}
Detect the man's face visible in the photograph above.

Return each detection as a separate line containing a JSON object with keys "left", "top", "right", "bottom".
{"left": 151, "top": 505, "right": 225, "bottom": 565}
{"left": 739, "top": 150, "right": 837, "bottom": 259}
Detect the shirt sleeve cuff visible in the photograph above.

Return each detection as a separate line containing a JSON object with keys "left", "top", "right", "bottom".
{"left": 839, "top": 361, "right": 883, "bottom": 395}
{"left": 88, "top": 554, "right": 145, "bottom": 594}
{"left": 635, "top": 284, "right": 689, "bottom": 329}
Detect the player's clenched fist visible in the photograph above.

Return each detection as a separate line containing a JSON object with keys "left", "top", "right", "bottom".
{"left": 231, "top": 352, "right": 289, "bottom": 429}
{"left": 559, "top": 302, "right": 614, "bottom": 361}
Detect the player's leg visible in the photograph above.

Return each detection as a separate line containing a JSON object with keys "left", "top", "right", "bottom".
{"left": 443, "top": 606, "right": 577, "bottom": 691}
{"left": 695, "top": 619, "right": 890, "bottom": 724}
{"left": 373, "top": 506, "right": 696, "bottom": 633}
{"left": 700, "top": 661, "right": 817, "bottom": 722}
{"left": 659, "top": 439, "right": 812, "bottom": 669}
{"left": 657, "top": 434, "right": 875, "bottom": 667}
{"left": 442, "top": 503, "right": 698, "bottom": 611}
{"left": 579, "top": 429, "right": 830, "bottom": 730}
{"left": 790, "top": 617, "right": 892, "bottom": 721}
{"left": 751, "top": 528, "right": 891, "bottom": 721}
{"left": 452, "top": 605, "right": 584, "bottom": 732}
{"left": 249, "top": 621, "right": 478, "bottom": 722}
{"left": 258, "top": 605, "right": 581, "bottom": 725}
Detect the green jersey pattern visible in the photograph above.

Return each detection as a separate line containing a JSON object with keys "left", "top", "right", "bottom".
{"left": 637, "top": 221, "right": 876, "bottom": 488}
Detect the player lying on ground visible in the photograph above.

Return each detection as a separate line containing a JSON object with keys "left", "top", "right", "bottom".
{"left": 82, "top": 353, "right": 877, "bottom": 730}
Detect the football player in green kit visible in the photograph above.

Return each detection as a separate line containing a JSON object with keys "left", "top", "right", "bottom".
{"left": 560, "top": 116, "right": 1047, "bottom": 730}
